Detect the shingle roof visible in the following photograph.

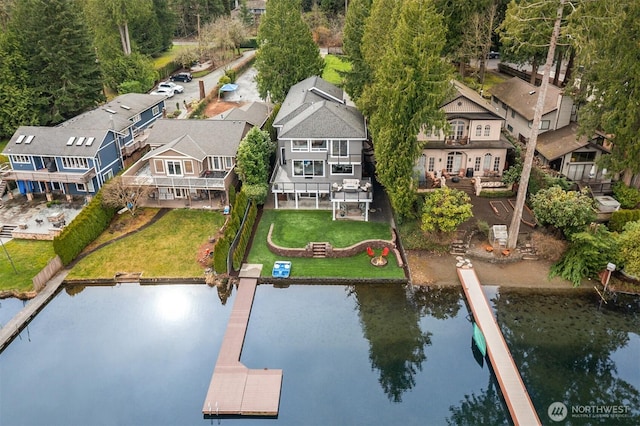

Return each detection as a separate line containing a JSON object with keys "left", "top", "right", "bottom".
{"left": 489, "top": 77, "right": 562, "bottom": 120}
{"left": 145, "top": 119, "right": 252, "bottom": 157}
{"left": 59, "top": 93, "right": 164, "bottom": 133}
{"left": 272, "top": 76, "right": 366, "bottom": 140}
{"left": 210, "top": 101, "right": 273, "bottom": 127}
{"left": 536, "top": 123, "right": 592, "bottom": 161}
{"left": 4, "top": 126, "right": 105, "bottom": 157}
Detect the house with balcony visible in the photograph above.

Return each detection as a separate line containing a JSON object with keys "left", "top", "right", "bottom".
{"left": 270, "top": 76, "right": 372, "bottom": 220}
{"left": 121, "top": 119, "right": 252, "bottom": 207}
{"left": 415, "top": 81, "right": 513, "bottom": 184}
{"left": 1, "top": 94, "right": 165, "bottom": 201}
{"left": 489, "top": 77, "right": 574, "bottom": 143}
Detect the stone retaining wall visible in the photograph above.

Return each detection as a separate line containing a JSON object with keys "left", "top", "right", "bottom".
{"left": 266, "top": 223, "right": 404, "bottom": 267}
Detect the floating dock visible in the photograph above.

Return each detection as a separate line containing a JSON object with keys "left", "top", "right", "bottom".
{"left": 202, "top": 277, "right": 282, "bottom": 416}
{"left": 458, "top": 267, "right": 541, "bottom": 426}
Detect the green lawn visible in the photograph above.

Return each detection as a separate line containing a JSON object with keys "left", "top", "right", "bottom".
{"left": 67, "top": 209, "right": 225, "bottom": 279}
{"left": 247, "top": 210, "right": 405, "bottom": 279}
{"left": 0, "top": 240, "right": 56, "bottom": 293}
{"left": 152, "top": 44, "right": 189, "bottom": 69}
{"left": 322, "top": 54, "right": 351, "bottom": 86}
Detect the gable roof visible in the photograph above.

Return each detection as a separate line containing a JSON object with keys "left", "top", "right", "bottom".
{"left": 4, "top": 126, "right": 106, "bottom": 157}
{"left": 536, "top": 123, "right": 608, "bottom": 161}
{"left": 273, "top": 76, "right": 366, "bottom": 140}
{"left": 443, "top": 81, "right": 503, "bottom": 120}
{"left": 59, "top": 93, "right": 164, "bottom": 134}
{"left": 210, "top": 101, "right": 273, "bottom": 128}
{"left": 145, "top": 119, "right": 252, "bottom": 157}
{"left": 489, "top": 77, "right": 562, "bottom": 121}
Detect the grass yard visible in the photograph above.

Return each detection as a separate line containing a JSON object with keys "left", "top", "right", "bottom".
{"left": 67, "top": 209, "right": 225, "bottom": 279}
{"left": 0, "top": 240, "right": 56, "bottom": 293}
{"left": 152, "top": 44, "right": 189, "bottom": 69}
{"left": 83, "top": 208, "right": 161, "bottom": 252}
{"left": 322, "top": 54, "right": 351, "bottom": 86}
{"left": 247, "top": 210, "right": 405, "bottom": 279}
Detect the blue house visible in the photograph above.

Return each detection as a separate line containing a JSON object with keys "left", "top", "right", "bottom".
{"left": 1, "top": 94, "right": 165, "bottom": 200}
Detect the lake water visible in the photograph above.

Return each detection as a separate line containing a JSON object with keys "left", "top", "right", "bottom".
{"left": 0, "top": 283, "right": 638, "bottom": 425}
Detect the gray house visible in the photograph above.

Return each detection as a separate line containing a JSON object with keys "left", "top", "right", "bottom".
{"left": 270, "top": 76, "right": 372, "bottom": 221}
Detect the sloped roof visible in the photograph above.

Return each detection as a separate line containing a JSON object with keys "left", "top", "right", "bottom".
{"left": 444, "top": 81, "right": 502, "bottom": 120}
{"left": 277, "top": 101, "right": 366, "bottom": 140}
{"left": 273, "top": 76, "right": 366, "bottom": 140}
{"left": 59, "top": 93, "right": 164, "bottom": 133}
{"left": 5, "top": 126, "right": 105, "bottom": 157}
{"left": 210, "top": 101, "right": 273, "bottom": 128}
{"left": 273, "top": 76, "right": 346, "bottom": 128}
{"left": 146, "top": 119, "right": 252, "bottom": 157}
{"left": 536, "top": 123, "right": 607, "bottom": 161}
{"left": 489, "top": 77, "right": 562, "bottom": 120}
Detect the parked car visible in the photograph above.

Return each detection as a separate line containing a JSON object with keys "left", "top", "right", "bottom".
{"left": 170, "top": 72, "right": 193, "bottom": 83}
{"left": 157, "top": 81, "right": 184, "bottom": 94}
{"left": 150, "top": 87, "right": 174, "bottom": 98}
{"left": 488, "top": 51, "right": 500, "bottom": 59}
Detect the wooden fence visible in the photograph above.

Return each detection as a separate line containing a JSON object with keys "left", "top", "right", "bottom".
{"left": 33, "top": 255, "right": 63, "bottom": 292}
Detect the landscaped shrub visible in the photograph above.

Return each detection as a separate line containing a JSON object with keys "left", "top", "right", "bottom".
{"left": 550, "top": 224, "right": 617, "bottom": 287}
{"left": 616, "top": 220, "right": 640, "bottom": 277}
{"left": 213, "top": 236, "right": 230, "bottom": 274}
{"left": 476, "top": 220, "right": 490, "bottom": 239}
{"left": 478, "top": 190, "right": 515, "bottom": 198}
{"left": 241, "top": 183, "right": 268, "bottom": 205}
{"left": 228, "top": 185, "right": 237, "bottom": 208}
{"left": 232, "top": 201, "right": 258, "bottom": 271}
{"left": 612, "top": 181, "right": 640, "bottom": 209}
{"left": 53, "top": 192, "right": 117, "bottom": 265}
{"left": 530, "top": 186, "right": 596, "bottom": 237}
{"left": 609, "top": 209, "right": 640, "bottom": 232}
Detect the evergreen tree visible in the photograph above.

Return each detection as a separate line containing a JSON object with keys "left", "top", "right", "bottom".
{"left": 2, "top": 0, "right": 103, "bottom": 126}
{"left": 342, "top": 0, "right": 372, "bottom": 103}
{"left": 129, "top": 0, "right": 176, "bottom": 56}
{"left": 570, "top": 0, "right": 640, "bottom": 184}
{"left": 365, "top": 0, "right": 453, "bottom": 218}
{"left": 255, "top": 0, "right": 324, "bottom": 103}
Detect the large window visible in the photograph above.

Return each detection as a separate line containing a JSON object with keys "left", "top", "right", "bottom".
{"left": 475, "top": 125, "right": 482, "bottom": 137}
{"left": 62, "top": 157, "right": 88, "bottom": 169}
{"left": 484, "top": 125, "right": 491, "bottom": 136}
{"left": 331, "top": 140, "right": 348, "bottom": 157}
{"left": 331, "top": 164, "right": 353, "bottom": 175}
{"left": 292, "top": 140, "right": 309, "bottom": 152}
{"left": 166, "top": 161, "right": 182, "bottom": 176}
{"left": 293, "top": 160, "right": 324, "bottom": 177}
{"left": 449, "top": 120, "right": 464, "bottom": 139}
{"left": 474, "top": 157, "right": 481, "bottom": 171}
{"left": 483, "top": 153, "right": 492, "bottom": 171}
{"left": 493, "top": 156, "right": 500, "bottom": 172}
{"left": 428, "top": 157, "right": 435, "bottom": 172}
{"left": 311, "top": 140, "right": 327, "bottom": 151}
{"left": 570, "top": 152, "right": 596, "bottom": 162}
{"left": 11, "top": 155, "right": 30, "bottom": 164}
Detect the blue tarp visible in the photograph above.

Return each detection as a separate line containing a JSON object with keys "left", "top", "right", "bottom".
{"left": 219, "top": 83, "right": 238, "bottom": 92}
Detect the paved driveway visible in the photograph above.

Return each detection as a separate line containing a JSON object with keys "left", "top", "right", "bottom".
{"left": 161, "top": 50, "right": 260, "bottom": 114}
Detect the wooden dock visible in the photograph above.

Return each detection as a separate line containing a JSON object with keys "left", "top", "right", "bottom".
{"left": 457, "top": 267, "right": 541, "bottom": 426}
{"left": 202, "top": 278, "right": 282, "bottom": 416}
{"left": 0, "top": 270, "right": 67, "bottom": 353}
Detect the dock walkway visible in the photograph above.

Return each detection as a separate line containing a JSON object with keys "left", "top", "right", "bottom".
{"left": 458, "top": 267, "right": 541, "bottom": 426}
{"left": 202, "top": 276, "right": 282, "bottom": 416}
{"left": 0, "top": 270, "right": 67, "bottom": 352}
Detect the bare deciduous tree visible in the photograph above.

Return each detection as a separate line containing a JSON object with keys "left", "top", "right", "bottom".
{"left": 101, "top": 176, "right": 151, "bottom": 216}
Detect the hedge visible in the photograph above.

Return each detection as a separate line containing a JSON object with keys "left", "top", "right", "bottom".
{"left": 609, "top": 209, "right": 640, "bottom": 232}
{"left": 52, "top": 192, "right": 117, "bottom": 265}
{"left": 232, "top": 201, "right": 258, "bottom": 271}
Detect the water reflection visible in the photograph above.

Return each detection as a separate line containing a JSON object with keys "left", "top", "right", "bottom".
{"left": 494, "top": 288, "right": 640, "bottom": 424}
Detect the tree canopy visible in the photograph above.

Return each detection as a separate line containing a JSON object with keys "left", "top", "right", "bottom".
{"left": 0, "top": 0, "right": 103, "bottom": 133}
{"left": 342, "top": 0, "right": 372, "bottom": 103}
{"left": 361, "top": 0, "right": 452, "bottom": 218}
{"left": 530, "top": 186, "right": 596, "bottom": 237}
{"left": 420, "top": 187, "right": 473, "bottom": 234}
{"left": 254, "top": 0, "right": 324, "bottom": 103}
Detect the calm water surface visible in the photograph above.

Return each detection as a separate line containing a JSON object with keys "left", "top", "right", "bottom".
{"left": 0, "top": 282, "right": 638, "bottom": 426}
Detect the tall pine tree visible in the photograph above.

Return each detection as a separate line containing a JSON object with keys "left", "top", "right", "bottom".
{"left": 342, "top": 0, "right": 372, "bottom": 103}
{"left": 366, "top": 0, "right": 453, "bottom": 218}
{"left": 2, "top": 0, "right": 104, "bottom": 126}
{"left": 255, "top": 0, "right": 324, "bottom": 103}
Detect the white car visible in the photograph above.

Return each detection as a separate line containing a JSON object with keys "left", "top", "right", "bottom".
{"left": 157, "top": 81, "right": 184, "bottom": 94}
{"left": 150, "top": 87, "right": 174, "bottom": 98}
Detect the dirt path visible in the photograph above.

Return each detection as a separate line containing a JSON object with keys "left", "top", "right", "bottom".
{"left": 407, "top": 250, "right": 576, "bottom": 288}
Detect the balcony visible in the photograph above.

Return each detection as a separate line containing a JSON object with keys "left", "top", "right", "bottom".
{"left": 1, "top": 168, "right": 96, "bottom": 185}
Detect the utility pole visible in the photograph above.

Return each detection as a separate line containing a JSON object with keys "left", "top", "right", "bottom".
{"left": 507, "top": 0, "right": 566, "bottom": 249}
